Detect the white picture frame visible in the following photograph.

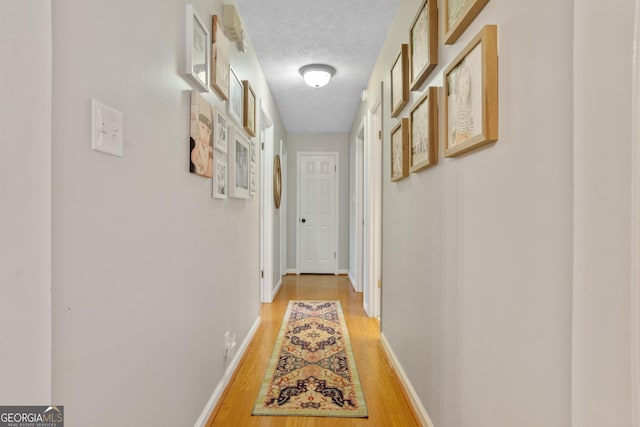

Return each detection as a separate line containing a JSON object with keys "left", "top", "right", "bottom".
{"left": 185, "top": 4, "right": 210, "bottom": 92}
{"left": 229, "top": 126, "right": 250, "bottom": 199}
{"left": 213, "top": 157, "right": 228, "bottom": 199}
{"left": 214, "top": 109, "right": 228, "bottom": 153}
{"left": 228, "top": 66, "right": 243, "bottom": 126}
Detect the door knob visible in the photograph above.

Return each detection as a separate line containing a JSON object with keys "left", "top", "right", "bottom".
{"left": 301, "top": 218, "right": 306, "bottom": 223}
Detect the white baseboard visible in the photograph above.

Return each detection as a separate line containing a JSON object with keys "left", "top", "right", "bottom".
{"left": 338, "top": 269, "right": 349, "bottom": 275}
{"left": 273, "top": 277, "right": 283, "bottom": 299}
{"left": 347, "top": 273, "right": 360, "bottom": 292}
{"left": 286, "top": 269, "right": 298, "bottom": 275}
{"left": 380, "top": 332, "right": 434, "bottom": 427}
{"left": 194, "top": 316, "right": 261, "bottom": 427}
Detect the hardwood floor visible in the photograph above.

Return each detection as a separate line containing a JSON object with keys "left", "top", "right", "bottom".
{"left": 206, "top": 274, "right": 421, "bottom": 427}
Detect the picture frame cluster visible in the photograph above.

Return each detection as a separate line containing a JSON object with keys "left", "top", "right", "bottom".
{"left": 185, "top": 4, "right": 260, "bottom": 200}
{"left": 388, "top": 0, "right": 498, "bottom": 182}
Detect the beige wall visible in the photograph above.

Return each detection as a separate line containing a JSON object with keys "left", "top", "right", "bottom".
{"left": 286, "top": 134, "right": 350, "bottom": 272}
{"left": 351, "top": 0, "right": 575, "bottom": 425}
{"left": 572, "top": 1, "right": 634, "bottom": 426}
{"left": 0, "top": 0, "right": 52, "bottom": 405}
{"left": 51, "top": 0, "right": 285, "bottom": 425}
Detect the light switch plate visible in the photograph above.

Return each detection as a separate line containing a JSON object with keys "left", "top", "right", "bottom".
{"left": 91, "top": 99, "right": 123, "bottom": 157}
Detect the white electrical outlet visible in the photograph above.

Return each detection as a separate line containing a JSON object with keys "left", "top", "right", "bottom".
{"left": 91, "top": 99, "right": 123, "bottom": 157}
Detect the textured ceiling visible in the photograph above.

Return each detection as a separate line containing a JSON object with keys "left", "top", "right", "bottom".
{"left": 234, "top": 0, "right": 399, "bottom": 134}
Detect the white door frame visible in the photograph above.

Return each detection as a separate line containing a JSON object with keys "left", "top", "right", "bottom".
{"left": 279, "top": 141, "right": 287, "bottom": 283}
{"left": 631, "top": 1, "right": 640, "bottom": 423}
{"left": 351, "top": 120, "right": 366, "bottom": 292}
{"left": 260, "top": 105, "right": 274, "bottom": 303}
{"left": 363, "top": 89, "right": 382, "bottom": 318}
{"left": 296, "top": 151, "right": 339, "bottom": 275}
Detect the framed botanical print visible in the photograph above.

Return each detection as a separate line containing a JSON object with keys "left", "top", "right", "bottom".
{"left": 228, "top": 125, "right": 250, "bottom": 199}
{"left": 189, "top": 89, "right": 214, "bottom": 178}
{"left": 242, "top": 80, "right": 256, "bottom": 137}
{"left": 444, "top": 25, "right": 498, "bottom": 157}
{"left": 409, "top": 0, "right": 438, "bottom": 91}
{"left": 228, "top": 66, "right": 243, "bottom": 126}
{"left": 409, "top": 86, "right": 438, "bottom": 172}
{"left": 390, "top": 118, "right": 409, "bottom": 181}
{"left": 390, "top": 44, "right": 409, "bottom": 118}
{"left": 444, "top": 0, "right": 490, "bottom": 44}
{"left": 214, "top": 109, "right": 228, "bottom": 153}
{"left": 213, "top": 157, "right": 228, "bottom": 199}
{"left": 210, "top": 15, "right": 230, "bottom": 100}
{"left": 185, "top": 4, "right": 209, "bottom": 92}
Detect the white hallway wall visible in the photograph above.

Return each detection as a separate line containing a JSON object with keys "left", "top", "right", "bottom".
{"left": 286, "top": 134, "right": 350, "bottom": 273}
{"left": 0, "top": 0, "right": 52, "bottom": 405}
{"left": 351, "top": 0, "right": 574, "bottom": 426}
{"left": 51, "top": 0, "right": 285, "bottom": 425}
{"left": 572, "top": 0, "right": 634, "bottom": 426}
{"left": 351, "top": 0, "right": 636, "bottom": 425}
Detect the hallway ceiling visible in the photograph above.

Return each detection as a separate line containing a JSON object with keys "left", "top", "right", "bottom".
{"left": 234, "top": 0, "right": 399, "bottom": 134}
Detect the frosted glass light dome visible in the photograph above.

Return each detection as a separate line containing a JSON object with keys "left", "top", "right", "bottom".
{"left": 299, "top": 64, "right": 336, "bottom": 88}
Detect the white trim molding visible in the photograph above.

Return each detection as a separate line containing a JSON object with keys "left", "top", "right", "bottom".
{"left": 338, "top": 269, "right": 349, "bottom": 275}
{"left": 380, "top": 332, "right": 434, "bottom": 427}
{"left": 631, "top": 1, "right": 640, "bottom": 423}
{"left": 193, "top": 316, "right": 261, "bottom": 427}
{"left": 286, "top": 269, "right": 298, "bottom": 275}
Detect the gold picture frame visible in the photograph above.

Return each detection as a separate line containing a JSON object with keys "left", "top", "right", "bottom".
{"left": 444, "top": 25, "right": 498, "bottom": 158}
{"left": 242, "top": 80, "right": 256, "bottom": 137}
{"left": 210, "top": 15, "right": 230, "bottom": 100}
{"left": 390, "top": 44, "right": 409, "bottom": 118}
{"left": 409, "top": 86, "right": 438, "bottom": 172}
{"left": 444, "top": 0, "right": 490, "bottom": 45}
{"left": 409, "top": 0, "right": 438, "bottom": 91}
{"left": 390, "top": 118, "right": 409, "bottom": 181}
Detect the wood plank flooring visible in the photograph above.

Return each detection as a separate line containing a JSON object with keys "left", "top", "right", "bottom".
{"left": 206, "top": 274, "right": 421, "bottom": 427}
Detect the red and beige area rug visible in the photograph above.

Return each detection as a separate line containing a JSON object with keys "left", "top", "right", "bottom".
{"left": 252, "top": 300, "right": 368, "bottom": 418}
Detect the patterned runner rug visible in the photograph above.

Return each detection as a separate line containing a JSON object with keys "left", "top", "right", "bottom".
{"left": 252, "top": 300, "right": 368, "bottom": 417}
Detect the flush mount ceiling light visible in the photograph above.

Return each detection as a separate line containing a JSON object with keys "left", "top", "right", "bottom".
{"left": 299, "top": 64, "right": 337, "bottom": 88}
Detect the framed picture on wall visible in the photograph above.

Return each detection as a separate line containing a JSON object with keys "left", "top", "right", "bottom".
{"left": 444, "top": 0, "right": 490, "bottom": 44}
{"left": 409, "top": 86, "right": 438, "bottom": 172}
{"left": 185, "top": 4, "right": 210, "bottom": 92}
{"left": 242, "top": 80, "right": 257, "bottom": 137}
{"left": 228, "top": 66, "right": 243, "bottom": 126}
{"left": 229, "top": 125, "right": 250, "bottom": 199}
{"left": 210, "top": 15, "right": 230, "bottom": 100}
{"left": 390, "top": 118, "right": 409, "bottom": 181}
{"left": 213, "top": 157, "right": 228, "bottom": 199}
{"left": 409, "top": 0, "right": 438, "bottom": 91}
{"left": 214, "top": 109, "right": 228, "bottom": 153}
{"left": 444, "top": 25, "right": 498, "bottom": 157}
{"left": 390, "top": 44, "right": 409, "bottom": 118}
{"left": 189, "top": 89, "right": 214, "bottom": 178}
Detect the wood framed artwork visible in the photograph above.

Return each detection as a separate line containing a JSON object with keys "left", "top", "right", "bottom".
{"left": 210, "top": 15, "right": 230, "bottom": 100}
{"left": 242, "top": 80, "right": 256, "bottom": 137}
{"left": 444, "top": 25, "right": 498, "bottom": 158}
{"left": 390, "top": 118, "right": 409, "bottom": 181}
{"left": 229, "top": 125, "right": 250, "bottom": 199}
{"left": 189, "top": 89, "right": 214, "bottom": 178}
{"left": 185, "top": 4, "right": 209, "bottom": 92}
{"left": 390, "top": 44, "right": 409, "bottom": 118}
{"left": 444, "top": 0, "right": 490, "bottom": 45}
{"left": 274, "top": 155, "right": 282, "bottom": 209}
{"left": 409, "top": 86, "right": 438, "bottom": 172}
{"left": 213, "top": 157, "right": 228, "bottom": 199}
{"left": 409, "top": 0, "right": 438, "bottom": 91}
{"left": 228, "top": 66, "right": 243, "bottom": 126}
{"left": 214, "top": 109, "right": 228, "bottom": 153}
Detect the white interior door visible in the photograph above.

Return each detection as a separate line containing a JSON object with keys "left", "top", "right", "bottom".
{"left": 297, "top": 152, "right": 338, "bottom": 274}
